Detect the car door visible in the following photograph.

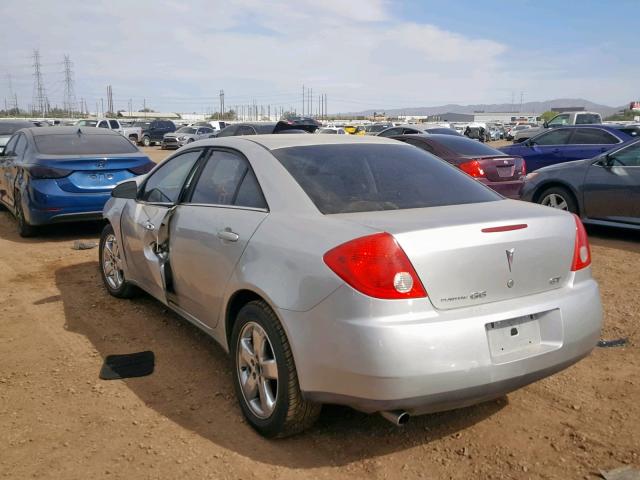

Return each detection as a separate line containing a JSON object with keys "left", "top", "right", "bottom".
{"left": 1, "top": 133, "right": 28, "bottom": 210}
{"left": 109, "top": 119, "right": 122, "bottom": 134}
{"left": 562, "top": 128, "right": 621, "bottom": 162}
{"left": 120, "top": 149, "right": 204, "bottom": 301}
{"left": 526, "top": 128, "right": 574, "bottom": 171}
{"left": 0, "top": 134, "right": 19, "bottom": 206}
{"left": 583, "top": 142, "right": 640, "bottom": 225}
{"left": 167, "top": 149, "right": 269, "bottom": 328}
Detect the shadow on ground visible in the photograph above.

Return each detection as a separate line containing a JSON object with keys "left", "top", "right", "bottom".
{"left": 56, "top": 261, "right": 506, "bottom": 469}
{"left": 0, "top": 211, "right": 104, "bottom": 244}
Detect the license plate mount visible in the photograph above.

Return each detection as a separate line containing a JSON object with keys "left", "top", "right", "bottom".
{"left": 486, "top": 315, "right": 542, "bottom": 359}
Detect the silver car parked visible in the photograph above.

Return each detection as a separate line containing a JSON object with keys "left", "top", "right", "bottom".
{"left": 100, "top": 135, "right": 602, "bottom": 437}
{"left": 161, "top": 126, "right": 216, "bottom": 149}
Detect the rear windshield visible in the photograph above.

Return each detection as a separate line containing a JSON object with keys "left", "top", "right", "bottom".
{"left": 429, "top": 135, "right": 504, "bottom": 156}
{"left": 272, "top": 144, "right": 500, "bottom": 214}
{"left": 34, "top": 133, "right": 139, "bottom": 155}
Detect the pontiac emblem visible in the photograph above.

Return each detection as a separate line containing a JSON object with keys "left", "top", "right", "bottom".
{"left": 506, "top": 248, "right": 515, "bottom": 272}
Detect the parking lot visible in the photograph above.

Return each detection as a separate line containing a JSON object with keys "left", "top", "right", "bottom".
{"left": 0, "top": 146, "right": 637, "bottom": 480}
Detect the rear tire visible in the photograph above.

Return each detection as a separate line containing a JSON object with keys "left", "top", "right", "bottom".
{"left": 14, "top": 192, "right": 37, "bottom": 238}
{"left": 128, "top": 135, "right": 138, "bottom": 144}
{"left": 537, "top": 186, "right": 578, "bottom": 214}
{"left": 99, "top": 223, "right": 138, "bottom": 298}
{"left": 231, "top": 300, "right": 321, "bottom": 438}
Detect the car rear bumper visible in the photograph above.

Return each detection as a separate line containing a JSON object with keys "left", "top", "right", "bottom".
{"left": 161, "top": 138, "right": 182, "bottom": 149}
{"left": 279, "top": 271, "right": 602, "bottom": 415}
{"left": 479, "top": 179, "right": 524, "bottom": 199}
{"left": 22, "top": 179, "right": 111, "bottom": 225}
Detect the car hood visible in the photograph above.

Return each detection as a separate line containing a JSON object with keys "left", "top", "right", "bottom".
{"left": 535, "top": 158, "right": 592, "bottom": 174}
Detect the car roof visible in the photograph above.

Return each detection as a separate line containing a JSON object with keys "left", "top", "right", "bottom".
{"left": 200, "top": 133, "right": 402, "bottom": 151}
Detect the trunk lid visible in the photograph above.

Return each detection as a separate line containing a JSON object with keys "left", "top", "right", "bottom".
{"left": 335, "top": 200, "right": 576, "bottom": 310}
{"left": 33, "top": 155, "right": 148, "bottom": 193}
{"left": 467, "top": 155, "right": 525, "bottom": 182}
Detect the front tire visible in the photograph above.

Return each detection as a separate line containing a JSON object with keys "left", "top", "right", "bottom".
{"left": 99, "top": 223, "right": 137, "bottom": 298}
{"left": 142, "top": 136, "right": 151, "bottom": 147}
{"left": 538, "top": 186, "right": 578, "bottom": 213}
{"left": 231, "top": 300, "right": 321, "bottom": 438}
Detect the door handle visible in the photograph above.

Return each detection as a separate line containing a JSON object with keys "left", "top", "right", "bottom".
{"left": 144, "top": 221, "right": 155, "bottom": 231}
{"left": 217, "top": 228, "right": 239, "bottom": 242}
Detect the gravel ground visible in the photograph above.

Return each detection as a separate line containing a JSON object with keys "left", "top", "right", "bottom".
{"left": 0, "top": 145, "right": 638, "bottom": 479}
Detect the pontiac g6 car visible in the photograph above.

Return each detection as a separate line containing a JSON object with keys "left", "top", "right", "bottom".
{"left": 100, "top": 135, "right": 602, "bottom": 437}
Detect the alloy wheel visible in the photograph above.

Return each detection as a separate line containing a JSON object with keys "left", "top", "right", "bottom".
{"left": 541, "top": 193, "right": 569, "bottom": 211}
{"left": 102, "top": 233, "right": 124, "bottom": 290}
{"left": 236, "top": 321, "right": 279, "bottom": 419}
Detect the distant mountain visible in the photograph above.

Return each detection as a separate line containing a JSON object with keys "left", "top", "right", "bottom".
{"left": 346, "top": 98, "right": 623, "bottom": 118}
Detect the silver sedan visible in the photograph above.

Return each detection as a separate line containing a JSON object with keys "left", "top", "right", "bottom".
{"left": 101, "top": 135, "right": 602, "bottom": 437}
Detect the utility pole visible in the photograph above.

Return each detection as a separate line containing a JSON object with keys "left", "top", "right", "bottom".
{"left": 519, "top": 91, "right": 524, "bottom": 113}
{"left": 7, "top": 74, "right": 18, "bottom": 113}
{"left": 32, "top": 49, "right": 48, "bottom": 117}
{"left": 106, "top": 85, "right": 114, "bottom": 116}
{"left": 219, "top": 89, "right": 225, "bottom": 119}
{"left": 101, "top": 98, "right": 104, "bottom": 117}
{"left": 302, "top": 84, "right": 305, "bottom": 117}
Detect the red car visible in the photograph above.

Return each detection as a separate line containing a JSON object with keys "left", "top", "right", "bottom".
{"left": 392, "top": 134, "right": 526, "bottom": 199}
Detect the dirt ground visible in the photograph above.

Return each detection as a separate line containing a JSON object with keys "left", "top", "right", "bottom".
{"left": 0, "top": 146, "right": 638, "bottom": 480}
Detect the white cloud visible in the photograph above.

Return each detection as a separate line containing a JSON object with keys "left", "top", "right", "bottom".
{"left": 0, "top": 0, "right": 634, "bottom": 113}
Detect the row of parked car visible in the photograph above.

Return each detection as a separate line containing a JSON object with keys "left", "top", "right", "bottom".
{"left": 0, "top": 118, "right": 614, "bottom": 438}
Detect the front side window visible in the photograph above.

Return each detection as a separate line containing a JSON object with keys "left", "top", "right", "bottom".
{"left": 548, "top": 114, "right": 570, "bottom": 126}
{"left": 570, "top": 128, "right": 619, "bottom": 145}
{"left": 141, "top": 150, "right": 201, "bottom": 203}
{"left": 609, "top": 142, "right": 640, "bottom": 167}
{"left": 273, "top": 144, "right": 499, "bottom": 214}
{"left": 13, "top": 134, "right": 27, "bottom": 157}
{"left": 217, "top": 125, "right": 238, "bottom": 137}
{"left": 237, "top": 126, "right": 257, "bottom": 136}
{"left": 98, "top": 121, "right": 109, "bottom": 128}
{"left": 532, "top": 129, "right": 573, "bottom": 146}
{"left": 190, "top": 151, "right": 261, "bottom": 206}
{"left": 3, "top": 135, "right": 19, "bottom": 155}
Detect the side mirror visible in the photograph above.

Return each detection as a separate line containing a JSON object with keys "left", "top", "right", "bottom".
{"left": 111, "top": 180, "right": 138, "bottom": 199}
{"left": 602, "top": 154, "right": 615, "bottom": 167}
{"left": 543, "top": 121, "right": 549, "bottom": 128}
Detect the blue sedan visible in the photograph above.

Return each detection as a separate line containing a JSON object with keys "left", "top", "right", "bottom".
{"left": 499, "top": 125, "right": 638, "bottom": 172}
{"left": 0, "top": 126, "right": 154, "bottom": 236}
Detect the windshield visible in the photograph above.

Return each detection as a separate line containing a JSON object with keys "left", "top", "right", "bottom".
{"left": 431, "top": 135, "right": 504, "bottom": 156}
{"left": 34, "top": 133, "right": 139, "bottom": 155}
{"left": 272, "top": 144, "right": 499, "bottom": 214}
{"left": 176, "top": 127, "right": 197, "bottom": 134}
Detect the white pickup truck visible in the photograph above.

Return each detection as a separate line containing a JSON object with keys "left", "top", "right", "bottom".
{"left": 75, "top": 118, "right": 143, "bottom": 144}
{"left": 513, "top": 111, "right": 602, "bottom": 143}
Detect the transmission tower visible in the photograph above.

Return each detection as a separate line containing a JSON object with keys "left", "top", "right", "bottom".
{"left": 63, "top": 55, "right": 77, "bottom": 118}
{"left": 32, "top": 49, "right": 48, "bottom": 117}
{"left": 6, "top": 74, "right": 18, "bottom": 112}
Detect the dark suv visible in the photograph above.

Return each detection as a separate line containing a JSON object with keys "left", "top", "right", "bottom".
{"left": 139, "top": 120, "right": 176, "bottom": 146}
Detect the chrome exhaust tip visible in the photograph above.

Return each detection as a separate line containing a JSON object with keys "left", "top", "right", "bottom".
{"left": 380, "top": 410, "right": 410, "bottom": 426}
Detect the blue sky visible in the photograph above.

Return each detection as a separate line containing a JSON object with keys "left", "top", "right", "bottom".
{"left": 0, "top": 0, "right": 638, "bottom": 115}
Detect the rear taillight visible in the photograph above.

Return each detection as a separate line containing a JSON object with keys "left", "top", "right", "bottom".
{"left": 27, "top": 166, "right": 72, "bottom": 179}
{"left": 128, "top": 162, "right": 155, "bottom": 175}
{"left": 323, "top": 232, "right": 427, "bottom": 299}
{"left": 520, "top": 159, "right": 527, "bottom": 175}
{"left": 571, "top": 214, "right": 591, "bottom": 271}
{"left": 459, "top": 160, "right": 485, "bottom": 178}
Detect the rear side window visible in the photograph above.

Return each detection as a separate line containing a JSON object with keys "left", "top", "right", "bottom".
{"left": 570, "top": 128, "right": 619, "bottom": 145}
{"left": 189, "top": 151, "right": 266, "bottom": 208}
{"left": 532, "top": 129, "right": 573, "bottom": 146}
{"left": 109, "top": 120, "right": 120, "bottom": 129}
{"left": 237, "top": 126, "right": 257, "bottom": 136}
{"left": 378, "top": 127, "right": 403, "bottom": 137}
{"left": 217, "top": 125, "right": 238, "bottom": 137}
{"left": 575, "top": 113, "right": 601, "bottom": 125}
{"left": 548, "top": 114, "right": 570, "bottom": 126}
{"left": 272, "top": 144, "right": 500, "bottom": 214}
{"left": 34, "top": 133, "right": 139, "bottom": 155}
